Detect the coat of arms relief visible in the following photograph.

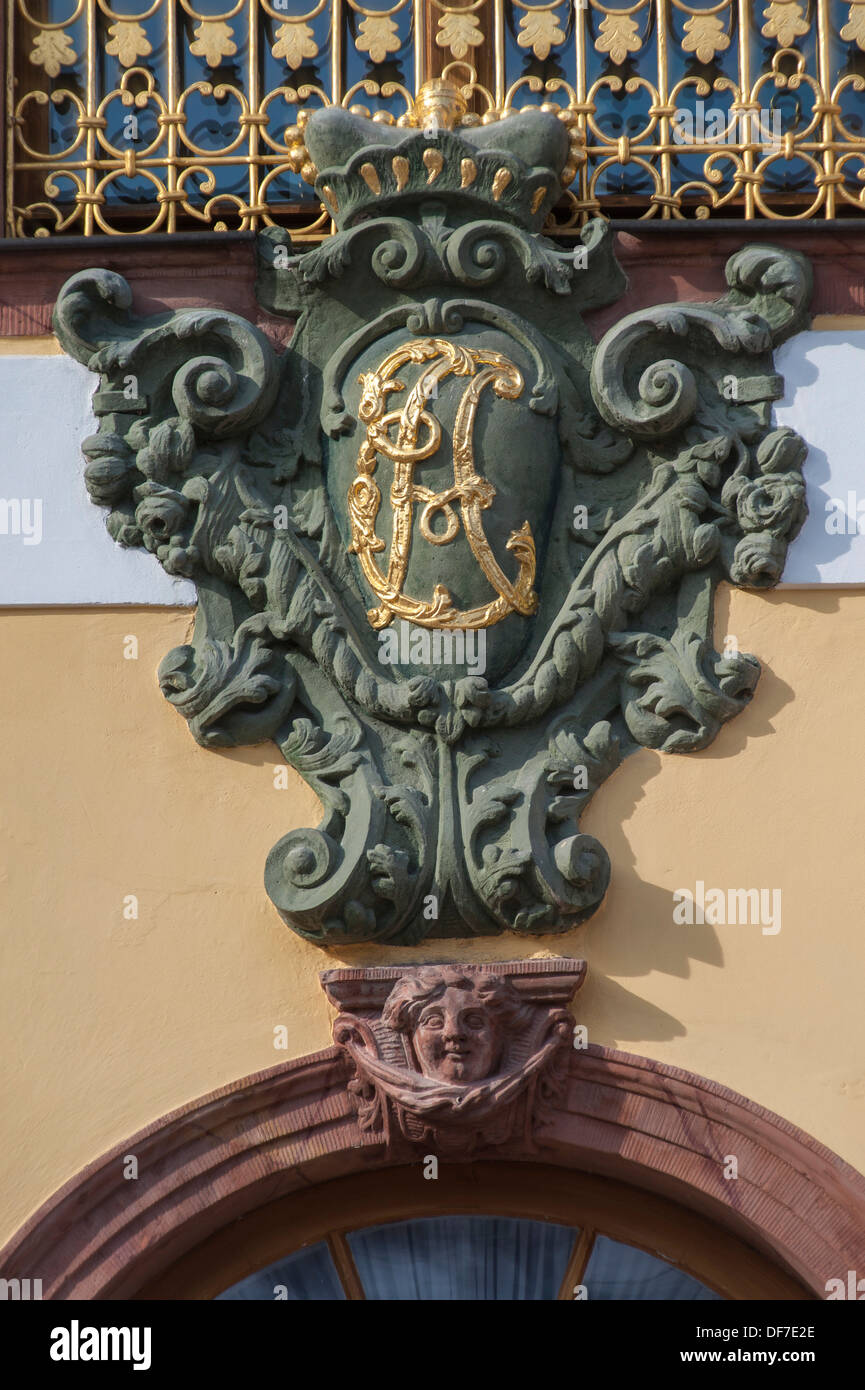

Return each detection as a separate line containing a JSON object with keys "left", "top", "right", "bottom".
{"left": 55, "top": 79, "right": 812, "bottom": 949}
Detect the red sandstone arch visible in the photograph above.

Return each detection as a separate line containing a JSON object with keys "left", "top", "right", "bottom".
{"left": 2, "top": 1043, "right": 863, "bottom": 1300}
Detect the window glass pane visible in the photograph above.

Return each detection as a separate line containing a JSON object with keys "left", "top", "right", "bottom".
{"left": 213, "top": 1219, "right": 729, "bottom": 1301}
{"left": 347, "top": 1215, "right": 577, "bottom": 1301}
{"left": 583, "top": 1234, "right": 723, "bottom": 1301}
{"left": 216, "top": 1242, "right": 345, "bottom": 1301}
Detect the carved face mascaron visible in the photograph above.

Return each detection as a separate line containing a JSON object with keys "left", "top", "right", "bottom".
{"left": 380, "top": 967, "right": 524, "bottom": 1085}
{"left": 413, "top": 985, "right": 502, "bottom": 1083}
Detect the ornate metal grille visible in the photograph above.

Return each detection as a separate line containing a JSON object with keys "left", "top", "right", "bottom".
{"left": 7, "top": 1, "right": 865, "bottom": 237}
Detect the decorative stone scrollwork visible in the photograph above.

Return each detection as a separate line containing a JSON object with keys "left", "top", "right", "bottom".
{"left": 54, "top": 79, "right": 813, "bottom": 947}
{"left": 322, "top": 959, "right": 585, "bottom": 1155}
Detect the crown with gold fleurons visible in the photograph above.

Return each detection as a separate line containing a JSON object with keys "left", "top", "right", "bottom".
{"left": 284, "top": 79, "right": 584, "bottom": 234}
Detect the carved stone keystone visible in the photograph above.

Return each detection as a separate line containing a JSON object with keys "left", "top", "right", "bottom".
{"left": 322, "top": 958, "right": 584, "bottom": 1154}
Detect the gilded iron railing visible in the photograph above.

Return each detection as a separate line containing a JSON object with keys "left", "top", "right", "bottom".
{"left": 7, "top": 1, "right": 865, "bottom": 237}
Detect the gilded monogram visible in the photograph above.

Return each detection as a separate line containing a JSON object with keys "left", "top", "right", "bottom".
{"left": 348, "top": 337, "right": 538, "bottom": 631}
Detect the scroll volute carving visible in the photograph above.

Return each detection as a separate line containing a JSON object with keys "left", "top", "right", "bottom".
{"left": 322, "top": 959, "right": 585, "bottom": 1155}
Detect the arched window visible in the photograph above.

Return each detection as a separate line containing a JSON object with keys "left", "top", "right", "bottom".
{"left": 137, "top": 1164, "right": 806, "bottom": 1301}
{"left": 2, "top": 1045, "right": 862, "bottom": 1300}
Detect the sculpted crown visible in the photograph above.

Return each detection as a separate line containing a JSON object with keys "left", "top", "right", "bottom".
{"left": 286, "top": 79, "right": 584, "bottom": 233}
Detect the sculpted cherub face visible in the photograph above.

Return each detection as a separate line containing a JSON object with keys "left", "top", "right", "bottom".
{"left": 412, "top": 985, "right": 502, "bottom": 1083}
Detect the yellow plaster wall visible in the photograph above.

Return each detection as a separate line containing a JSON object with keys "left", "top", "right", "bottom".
{"left": 1, "top": 587, "right": 863, "bottom": 1244}
{"left": 0, "top": 336, "right": 62, "bottom": 355}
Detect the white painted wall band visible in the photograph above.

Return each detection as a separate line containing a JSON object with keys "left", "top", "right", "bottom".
{"left": 774, "top": 332, "right": 865, "bottom": 586}
{"left": 0, "top": 355, "right": 195, "bottom": 606}
{"left": 0, "top": 340, "right": 862, "bottom": 604}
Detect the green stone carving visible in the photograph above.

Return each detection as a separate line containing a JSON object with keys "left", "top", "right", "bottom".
{"left": 54, "top": 92, "right": 812, "bottom": 948}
